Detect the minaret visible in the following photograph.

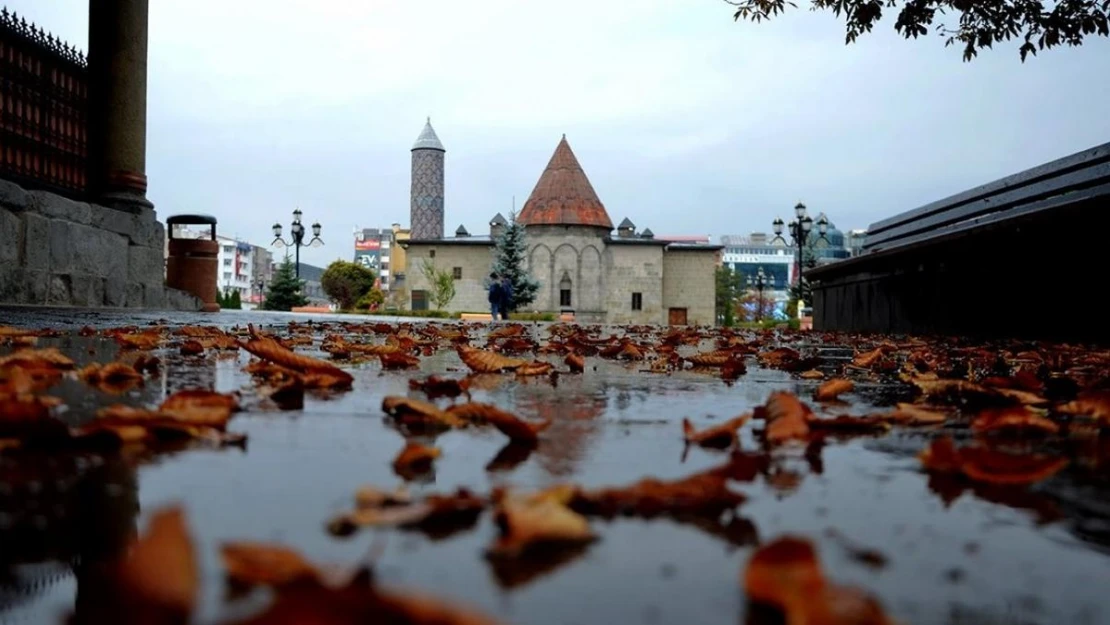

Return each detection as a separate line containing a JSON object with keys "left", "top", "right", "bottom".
{"left": 410, "top": 117, "right": 445, "bottom": 240}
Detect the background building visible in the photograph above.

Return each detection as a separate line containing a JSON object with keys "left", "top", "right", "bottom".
{"left": 353, "top": 227, "right": 391, "bottom": 289}
{"left": 217, "top": 237, "right": 254, "bottom": 300}
{"left": 294, "top": 262, "right": 329, "bottom": 306}
{"left": 249, "top": 245, "right": 273, "bottom": 307}
{"left": 404, "top": 131, "right": 720, "bottom": 325}
{"left": 719, "top": 233, "right": 795, "bottom": 290}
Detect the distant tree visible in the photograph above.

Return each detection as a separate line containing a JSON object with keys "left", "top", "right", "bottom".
{"left": 420, "top": 260, "right": 456, "bottom": 311}
{"left": 264, "top": 256, "right": 309, "bottom": 311}
{"left": 227, "top": 290, "right": 242, "bottom": 310}
{"left": 737, "top": 288, "right": 777, "bottom": 322}
{"left": 725, "top": 0, "right": 1110, "bottom": 61}
{"left": 356, "top": 288, "right": 385, "bottom": 311}
{"left": 321, "top": 260, "right": 376, "bottom": 310}
{"left": 491, "top": 211, "right": 540, "bottom": 311}
{"left": 715, "top": 266, "right": 746, "bottom": 327}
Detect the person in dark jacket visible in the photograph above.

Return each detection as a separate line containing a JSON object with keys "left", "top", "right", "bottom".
{"left": 488, "top": 273, "right": 503, "bottom": 320}
{"left": 499, "top": 275, "right": 513, "bottom": 320}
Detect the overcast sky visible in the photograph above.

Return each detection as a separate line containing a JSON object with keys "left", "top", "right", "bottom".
{"left": 10, "top": 1, "right": 1110, "bottom": 267}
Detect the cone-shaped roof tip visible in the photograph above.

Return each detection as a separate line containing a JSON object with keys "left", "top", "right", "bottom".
{"left": 490, "top": 212, "right": 508, "bottom": 226}
{"left": 412, "top": 118, "right": 445, "bottom": 151}
{"left": 518, "top": 136, "right": 613, "bottom": 229}
{"left": 618, "top": 217, "right": 635, "bottom": 229}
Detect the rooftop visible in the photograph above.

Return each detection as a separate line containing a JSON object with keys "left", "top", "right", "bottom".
{"left": 411, "top": 117, "right": 445, "bottom": 152}
{"left": 518, "top": 136, "right": 613, "bottom": 230}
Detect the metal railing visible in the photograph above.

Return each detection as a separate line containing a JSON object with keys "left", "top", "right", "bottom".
{"left": 0, "top": 7, "right": 88, "bottom": 199}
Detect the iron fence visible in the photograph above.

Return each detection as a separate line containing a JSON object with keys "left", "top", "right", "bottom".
{"left": 0, "top": 7, "right": 87, "bottom": 199}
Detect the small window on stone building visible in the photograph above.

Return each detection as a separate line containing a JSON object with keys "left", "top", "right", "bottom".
{"left": 560, "top": 289, "right": 572, "bottom": 307}
{"left": 429, "top": 250, "right": 436, "bottom": 259}
{"left": 452, "top": 267, "right": 462, "bottom": 280}
{"left": 632, "top": 292, "right": 643, "bottom": 311}
{"left": 224, "top": 259, "right": 232, "bottom": 266}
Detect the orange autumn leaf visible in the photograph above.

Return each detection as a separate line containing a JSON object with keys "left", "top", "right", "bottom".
{"left": 885, "top": 403, "right": 949, "bottom": 425}
{"left": 241, "top": 325, "right": 353, "bottom": 387}
{"left": 919, "top": 437, "right": 1069, "bottom": 485}
{"left": 971, "top": 405, "right": 1059, "bottom": 436}
{"left": 327, "top": 487, "right": 486, "bottom": 537}
{"left": 380, "top": 352, "right": 421, "bottom": 369}
{"left": 563, "top": 352, "right": 585, "bottom": 373}
{"left": 743, "top": 535, "right": 899, "bottom": 625}
{"left": 0, "top": 347, "right": 75, "bottom": 370}
{"left": 799, "top": 369, "right": 825, "bottom": 380}
{"left": 456, "top": 346, "right": 527, "bottom": 373}
{"left": 814, "top": 378, "right": 854, "bottom": 402}
{"left": 393, "top": 440, "right": 441, "bottom": 478}
{"left": 572, "top": 466, "right": 747, "bottom": 518}
{"left": 381, "top": 396, "right": 466, "bottom": 429}
{"left": 179, "top": 340, "right": 205, "bottom": 356}
{"left": 758, "top": 391, "right": 813, "bottom": 444}
{"left": 515, "top": 361, "right": 554, "bottom": 376}
{"left": 115, "top": 332, "right": 164, "bottom": 351}
{"left": 852, "top": 347, "right": 886, "bottom": 368}
{"left": 807, "top": 415, "right": 891, "bottom": 433}
{"left": 221, "top": 542, "right": 323, "bottom": 588}
{"left": 408, "top": 375, "right": 470, "bottom": 399}
{"left": 488, "top": 492, "right": 595, "bottom": 558}
{"left": 682, "top": 415, "right": 750, "bottom": 449}
{"left": 685, "top": 351, "right": 733, "bottom": 367}
{"left": 79, "top": 505, "right": 198, "bottom": 624}
{"left": 445, "top": 402, "right": 551, "bottom": 444}
{"left": 743, "top": 535, "right": 825, "bottom": 616}
{"left": 1056, "top": 391, "right": 1110, "bottom": 426}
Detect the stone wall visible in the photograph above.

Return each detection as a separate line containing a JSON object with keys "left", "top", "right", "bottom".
{"left": 662, "top": 249, "right": 716, "bottom": 326}
{"left": 0, "top": 179, "right": 201, "bottom": 310}
{"left": 404, "top": 243, "right": 494, "bottom": 312}
{"left": 604, "top": 244, "right": 665, "bottom": 324}
{"left": 527, "top": 226, "right": 611, "bottom": 315}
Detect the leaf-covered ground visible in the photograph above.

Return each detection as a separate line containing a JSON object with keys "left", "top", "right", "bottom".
{"left": 1, "top": 308, "right": 1109, "bottom": 625}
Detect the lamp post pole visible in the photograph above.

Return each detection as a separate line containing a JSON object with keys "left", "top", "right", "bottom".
{"left": 272, "top": 208, "right": 324, "bottom": 279}
{"left": 747, "top": 266, "right": 769, "bottom": 322}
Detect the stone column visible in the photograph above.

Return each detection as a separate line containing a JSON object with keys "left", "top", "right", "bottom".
{"left": 88, "top": 0, "right": 152, "bottom": 213}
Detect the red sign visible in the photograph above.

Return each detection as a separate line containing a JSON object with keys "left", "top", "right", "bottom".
{"left": 355, "top": 240, "right": 380, "bottom": 251}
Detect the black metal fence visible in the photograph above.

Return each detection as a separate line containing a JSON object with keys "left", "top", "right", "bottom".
{"left": 0, "top": 7, "right": 88, "bottom": 199}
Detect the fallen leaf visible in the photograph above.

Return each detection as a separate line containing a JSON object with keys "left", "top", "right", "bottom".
{"left": 814, "top": 378, "right": 854, "bottom": 401}
{"left": 240, "top": 325, "right": 353, "bottom": 388}
{"left": 457, "top": 346, "right": 527, "bottom": 373}
{"left": 445, "top": 402, "right": 551, "bottom": 443}
{"left": 516, "top": 361, "right": 554, "bottom": 376}
{"left": 971, "top": 405, "right": 1059, "bottom": 436}
{"left": 381, "top": 396, "right": 465, "bottom": 429}
{"left": 393, "top": 440, "right": 441, "bottom": 479}
{"left": 682, "top": 415, "right": 750, "bottom": 449}
{"left": 488, "top": 491, "right": 595, "bottom": 558}
{"left": 885, "top": 403, "right": 949, "bottom": 425}
{"left": 408, "top": 375, "right": 470, "bottom": 399}
{"left": 380, "top": 352, "right": 421, "bottom": 369}
{"left": 221, "top": 542, "right": 323, "bottom": 588}
{"left": 565, "top": 353, "right": 585, "bottom": 373}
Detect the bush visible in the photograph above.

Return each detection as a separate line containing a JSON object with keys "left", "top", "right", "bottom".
{"left": 355, "top": 289, "right": 385, "bottom": 311}
{"left": 321, "top": 261, "right": 376, "bottom": 310}
{"left": 508, "top": 312, "right": 556, "bottom": 321}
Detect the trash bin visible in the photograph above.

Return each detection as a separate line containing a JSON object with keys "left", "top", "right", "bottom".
{"left": 165, "top": 214, "right": 220, "bottom": 313}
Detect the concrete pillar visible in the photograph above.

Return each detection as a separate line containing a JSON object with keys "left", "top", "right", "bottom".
{"left": 88, "top": 0, "right": 152, "bottom": 213}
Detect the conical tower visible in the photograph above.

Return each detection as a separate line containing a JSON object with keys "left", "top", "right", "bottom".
{"left": 410, "top": 118, "right": 445, "bottom": 240}
{"left": 518, "top": 135, "right": 613, "bottom": 231}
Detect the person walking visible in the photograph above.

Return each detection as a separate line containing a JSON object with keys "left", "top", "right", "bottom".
{"left": 499, "top": 275, "right": 513, "bottom": 321}
{"left": 488, "top": 273, "right": 503, "bottom": 321}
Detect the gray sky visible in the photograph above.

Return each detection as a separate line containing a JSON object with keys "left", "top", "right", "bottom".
{"left": 11, "top": 1, "right": 1110, "bottom": 267}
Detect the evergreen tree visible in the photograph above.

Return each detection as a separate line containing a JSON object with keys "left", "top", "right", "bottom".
{"left": 229, "top": 290, "right": 242, "bottom": 309}
{"left": 491, "top": 211, "right": 539, "bottom": 311}
{"left": 263, "top": 256, "right": 308, "bottom": 311}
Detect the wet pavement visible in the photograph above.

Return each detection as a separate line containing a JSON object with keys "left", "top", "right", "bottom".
{"left": 1, "top": 307, "right": 1109, "bottom": 625}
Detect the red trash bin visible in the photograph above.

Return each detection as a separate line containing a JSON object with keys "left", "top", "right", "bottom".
{"left": 166, "top": 214, "right": 220, "bottom": 313}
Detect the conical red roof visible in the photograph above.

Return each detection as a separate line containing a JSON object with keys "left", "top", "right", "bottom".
{"left": 518, "top": 136, "right": 613, "bottom": 229}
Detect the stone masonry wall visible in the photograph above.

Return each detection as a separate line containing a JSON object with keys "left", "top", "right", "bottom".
{"left": 661, "top": 249, "right": 717, "bottom": 326}
{"left": 404, "top": 244, "right": 495, "bottom": 313}
{"left": 0, "top": 179, "right": 201, "bottom": 310}
{"left": 604, "top": 244, "right": 665, "bottom": 324}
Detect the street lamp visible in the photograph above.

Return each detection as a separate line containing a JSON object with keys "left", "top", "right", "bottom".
{"left": 747, "top": 266, "right": 770, "bottom": 322}
{"left": 772, "top": 202, "right": 814, "bottom": 288}
{"left": 272, "top": 208, "right": 324, "bottom": 279}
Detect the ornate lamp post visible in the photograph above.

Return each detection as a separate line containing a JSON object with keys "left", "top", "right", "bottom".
{"left": 271, "top": 208, "right": 323, "bottom": 279}
{"left": 772, "top": 202, "right": 825, "bottom": 288}
{"left": 747, "top": 266, "right": 770, "bottom": 322}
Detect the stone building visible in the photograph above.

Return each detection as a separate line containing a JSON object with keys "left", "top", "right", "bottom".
{"left": 0, "top": 2, "right": 200, "bottom": 309}
{"left": 409, "top": 118, "right": 445, "bottom": 241}
{"left": 403, "top": 132, "right": 721, "bottom": 325}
